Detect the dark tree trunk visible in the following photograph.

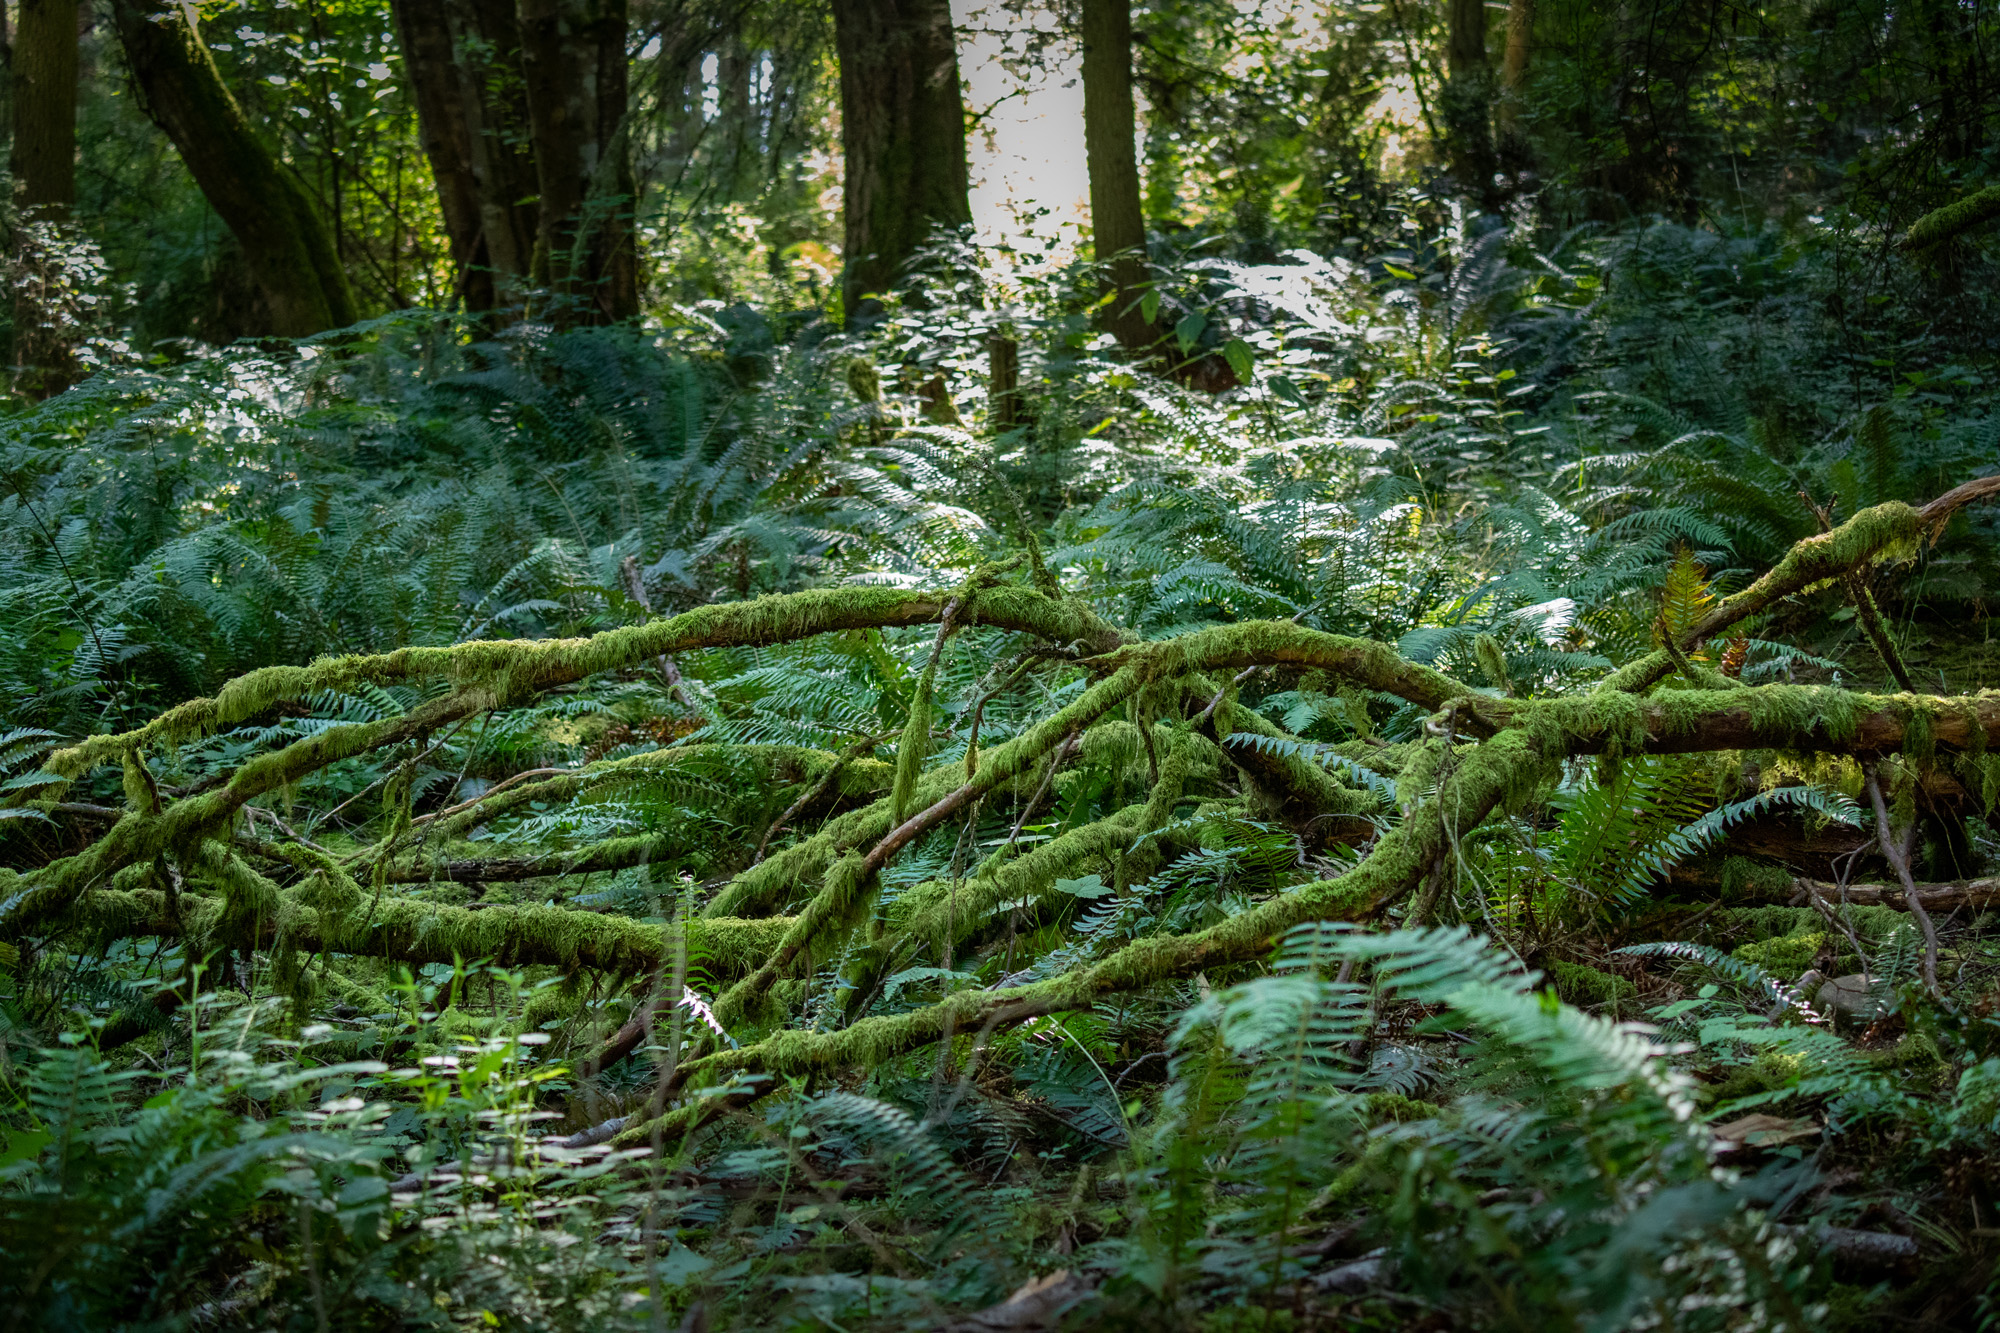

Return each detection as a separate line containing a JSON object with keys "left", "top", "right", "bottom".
{"left": 110, "top": 0, "right": 357, "bottom": 336}
{"left": 1498, "top": 0, "right": 1532, "bottom": 137}
{"left": 1080, "top": 0, "right": 1154, "bottom": 353}
{"left": 830, "top": 0, "right": 971, "bottom": 323}
{"left": 719, "top": 32, "right": 755, "bottom": 195}
{"left": 11, "top": 0, "right": 75, "bottom": 219}
{"left": 517, "top": 0, "right": 638, "bottom": 326}
{"left": 390, "top": 0, "right": 542, "bottom": 315}
{"left": 1442, "top": 0, "right": 1498, "bottom": 209}
{"left": 391, "top": 0, "right": 489, "bottom": 311}
{"left": 988, "top": 332, "right": 1022, "bottom": 432}
{"left": 10, "top": 0, "right": 80, "bottom": 394}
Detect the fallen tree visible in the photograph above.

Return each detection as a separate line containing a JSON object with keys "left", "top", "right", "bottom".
{"left": 3, "top": 484, "right": 1997, "bottom": 1151}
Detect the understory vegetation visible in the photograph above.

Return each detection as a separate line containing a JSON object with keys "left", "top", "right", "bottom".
{"left": 7, "top": 1, "right": 2000, "bottom": 1330}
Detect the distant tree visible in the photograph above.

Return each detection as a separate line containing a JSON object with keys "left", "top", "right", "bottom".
{"left": 1498, "top": 0, "right": 1533, "bottom": 139}
{"left": 11, "top": 0, "right": 81, "bottom": 393}
{"left": 1442, "top": 0, "right": 1497, "bottom": 208}
{"left": 109, "top": 0, "right": 358, "bottom": 337}
{"left": 516, "top": 0, "right": 639, "bottom": 324}
{"left": 390, "top": 0, "right": 539, "bottom": 317}
{"left": 10, "top": 0, "right": 77, "bottom": 222}
{"left": 830, "top": 0, "right": 971, "bottom": 323}
{"left": 393, "top": 0, "right": 635, "bottom": 324}
{"left": 1080, "top": 0, "right": 1156, "bottom": 353}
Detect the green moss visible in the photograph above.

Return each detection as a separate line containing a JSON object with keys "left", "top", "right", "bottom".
{"left": 72, "top": 883, "right": 789, "bottom": 979}
{"left": 522, "top": 985, "right": 585, "bottom": 1030}
{"left": 1732, "top": 931, "right": 1824, "bottom": 978}
{"left": 1871, "top": 1033, "right": 1946, "bottom": 1089}
{"left": 891, "top": 677, "right": 934, "bottom": 827}
{"left": 709, "top": 666, "right": 1152, "bottom": 921}
{"left": 47, "top": 583, "right": 1128, "bottom": 782}
{"left": 1718, "top": 905, "right": 1818, "bottom": 942}
{"left": 1600, "top": 501, "right": 1923, "bottom": 695}
{"left": 10, "top": 687, "right": 491, "bottom": 938}
{"left": 888, "top": 806, "right": 1146, "bottom": 954}
{"left": 425, "top": 744, "right": 838, "bottom": 843}
{"left": 1547, "top": 960, "right": 1638, "bottom": 1009}
{"left": 1704, "top": 1052, "right": 1808, "bottom": 1107}
{"left": 1363, "top": 1092, "right": 1440, "bottom": 1124}
{"left": 1819, "top": 1282, "right": 1893, "bottom": 1333}
{"left": 1081, "top": 719, "right": 1142, "bottom": 776}
{"left": 1904, "top": 184, "right": 2000, "bottom": 249}
{"left": 1717, "top": 856, "right": 1796, "bottom": 902}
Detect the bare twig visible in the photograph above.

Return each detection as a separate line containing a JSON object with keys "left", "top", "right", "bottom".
{"left": 1007, "top": 731, "right": 1081, "bottom": 852}
{"left": 751, "top": 730, "right": 896, "bottom": 866}
{"left": 1864, "top": 764, "right": 1940, "bottom": 995}
{"left": 620, "top": 554, "right": 697, "bottom": 710}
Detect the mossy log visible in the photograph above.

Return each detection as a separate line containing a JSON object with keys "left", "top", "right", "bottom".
{"left": 45, "top": 583, "right": 1127, "bottom": 779}
{"left": 8, "top": 479, "right": 2000, "bottom": 1160}
{"left": 1902, "top": 186, "right": 2000, "bottom": 250}
{"left": 1792, "top": 877, "right": 2000, "bottom": 912}
{"left": 76, "top": 887, "right": 790, "bottom": 977}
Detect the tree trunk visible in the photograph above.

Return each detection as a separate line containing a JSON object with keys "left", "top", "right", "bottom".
{"left": 110, "top": 0, "right": 357, "bottom": 337}
{"left": 830, "top": 0, "right": 971, "bottom": 323}
{"left": 988, "top": 332, "right": 1022, "bottom": 432}
{"left": 10, "top": 0, "right": 79, "bottom": 395}
{"left": 1441, "top": 0, "right": 1497, "bottom": 208}
{"left": 390, "top": 0, "right": 488, "bottom": 312}
{"left": 11, "top": 0, "right": 76, "bottom": 219}
{"left": 719, "top": 32, "right": 755, "bottom": 196}
{"left": 1498, "top": 0, "right": 1532, "bottom": 136}
{"left": 389, "top": 0, "right": 542, "bottom": 315}
{"left": 1080, "top": 0, "right": 1154, "bottom": 353}
{"left": 516, "top": 0, "right": 638, "bottom": 326}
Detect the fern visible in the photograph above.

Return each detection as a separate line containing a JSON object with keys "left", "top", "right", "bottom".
{"left": 1608, "top": 785, "right": 1861, "bottom": 906}
{"left": 1224, "top": 731, "right": 1398, "bottom": 809}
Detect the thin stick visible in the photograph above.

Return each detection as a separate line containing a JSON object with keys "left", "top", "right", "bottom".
{"left": 620, "top": 556, "right": 696, "bottom": 712}
{"left": 1864, "top": 764, "right": 1940, "bottom": 996}
{"left": 750, "top": 730, "right": 896, "bottom": 866}
{"left": 1194, "top": 665, "right": 1263, "bottom": 727}
{"left": 1006, "top": 731, "right": 1081, "bottom": 853}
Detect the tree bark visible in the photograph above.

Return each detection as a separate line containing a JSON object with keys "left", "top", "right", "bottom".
{"left": 390, "top": 0, "right": 488, "bottom": 311}
{"left": 110, "top": 0, "right": 358, "bottom": 337}
{"left": 1442, "top": 0, "right": 1497, "bottom": 208}
{"left": 1080, "top": 0, "right": 1154, "bottom": 353}
{"left": 11, "top": 0, "right": 76, "bottom": 219}
{"left": 516, "top": 0, "right": 639, "bottom": 325}
{"left": 9, "top": 0, "right": 80, "bottom": 395}
{"left": 988, "top": 332, "right": 1022, "bottom": 432}
{"left": 1498, "top": 0, "right": 1532, "bottom": 137}
{"left": 830, "top": 0, "right": 971, "bottom": 323}
{"left": 389, "top": 0, "right": 543, "bottom": 315}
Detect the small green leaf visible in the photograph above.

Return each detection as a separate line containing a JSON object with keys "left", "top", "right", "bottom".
{"left": 1174, "top": 311, "right": 1207, "bottom": 352}
{"left": 1222, "top": 338, "right": 1255, "bottom": 382}
{"left": 0, "top": 1128, "right": 50, "bottom": 1166}
{"left": 1140, "top": 289, "right": 1161, "bottom": 324}
{"left": 1054, "top": 874, "right": 1112, "bottom": 899}
{"left": 660, "top": 1243, "right": 715, "bottom": 1285}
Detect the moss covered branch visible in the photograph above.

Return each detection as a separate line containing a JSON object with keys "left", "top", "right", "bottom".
{"left": 74, "top": 886, "right": 789, "bottom": 977}
{"left": 615, "top": 722, "right": 1554, "bottom": 1146}
{"left": 5, "top": 688, "right": 493, "bottom": 937}
{"left": 1902, "top": 185, "right": 2000, "bottom": 250}
{"left": 1521, "top": 685, "right": 2000, "bottom": 760}
{"left": 47, "top": 584, "right": 1128, "bottom": 780}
